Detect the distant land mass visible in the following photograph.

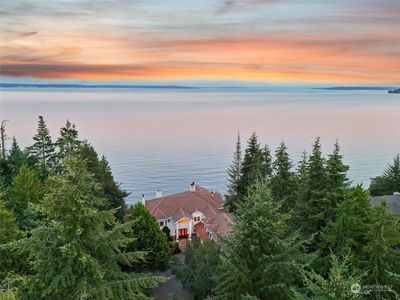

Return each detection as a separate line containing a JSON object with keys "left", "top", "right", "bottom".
{"left": 0, "top": 82, "right": 195, "bottom": 89}
{"left": 315, "top": 86, "right": 394, "bottom": 91}
{"left": 388, "top": 88, "right": 400, "bottom": 94}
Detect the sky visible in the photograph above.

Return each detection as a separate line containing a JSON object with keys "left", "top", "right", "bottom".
{"left": 1, "top": 0, "right": 399, "bottom": 85}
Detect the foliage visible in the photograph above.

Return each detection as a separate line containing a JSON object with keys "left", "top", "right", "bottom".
{"left": 369, "top": 154, "right": 400, "bottom": 196}
{"left": 4, "top": 165, "right": 42, "bottom": 230}
{"left": 172, "top": 238, "right": 220, "bottom": 299}
{"left": 162, "top": 226, "right": 171, "bottom": 239}
{"left": 27, "top": 116, "right": 55, "bottom": 174}
{"left": 318, "top": 186, "right": 372, "bottom": 274}
{"left": 363, "top": 200, "right": 400, "bottom": 299}
{"left": 271, "top": 141, "right": 296, "bottom": 212}
{"left": 77, "top": 142, "right": 128, "bottom": 222}
{"left": 126, "top": 203, "right": 172, "bottom": 271}
{"left": 225, "top": 132, "right": 242, "bottom": 212}
{"left": 15, "top": 158, "right": 163, "bottom": 299}
{"left": 293, "top": 252, "right": 365, "bottom": 300}
{"left": 213, "top": 181, "right": 311, "bottom": 300}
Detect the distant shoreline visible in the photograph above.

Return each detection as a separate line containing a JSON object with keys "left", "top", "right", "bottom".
{"left": 0, "top": 83, "right": 196, "bottom": 89}
{"left": 314, "top": 86, "right": 395, "bottom": 91}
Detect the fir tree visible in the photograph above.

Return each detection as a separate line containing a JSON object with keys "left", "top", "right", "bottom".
{"left": 325, "top": 141, "right": 350, "bottom": 218}
{"left": 125, "top": 203, "right": 172, "bottom": 271}
{"left": 299, "top": 138, "right": 328, "bottom": 246}
{"left": 77, "top": 142, "right": 128, "bottom": 222}
{"left": 17, "top": 158, "right": 163, "bottom": 299}
{"left": 225, "top": 132, "right": 242, "bottom": 212}
{"left": 271, "top": 141, "right": 296, "bottom": 212}
{"left": 318, "top": 186, "right": 372, "bottom": 274}
{"left": 27, "top": 116, "right": 55, "bottom": 172}
{"left": 55, "top": 120, "right": 81, "bottom": 165}
{"left": 5, "top": 165, "right": 42, "bottom": 230}
{"left": 213, "top": 181, "right": 310, "bottom": 300}
{"left": 293, "top": 252, "right": 365, "bottom": 300}
{"left": 363, "top": 200, "right": 400, "bottom": 299}
{"left": 236, "top": 133, "right": 264, "bottom": 201}
{"left": 369, "top": 154, "right": 400, "bottom": 196}
{"left": 263, "top": 144, "right": 273, "bottom": 179}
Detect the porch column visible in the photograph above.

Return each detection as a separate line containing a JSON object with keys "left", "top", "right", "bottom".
{"left": 175, "top": 221, "right": 179, "bottom": 242}
{"left": 188, "top": 220, "right": 192, "bottom": 240}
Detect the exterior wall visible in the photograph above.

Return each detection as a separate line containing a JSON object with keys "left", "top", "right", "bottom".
{"left": 158, "top": 218, "right": 175, "bottom": 236}
{"left": 192, "top": 211, "right": 205, "bottom": 223}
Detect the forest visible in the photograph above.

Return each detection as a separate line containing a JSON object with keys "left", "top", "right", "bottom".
{"left": 0, "top": 117, "right": 399, "bottom": 300}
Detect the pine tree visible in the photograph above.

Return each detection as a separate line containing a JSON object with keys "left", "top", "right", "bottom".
{"left": 225, "top": 132, "right": 242, "bottom": 212}
{"left": 27, "top": 116, "right": 55, "bottom": 171}
{"left": 213, "top": 181, "right": 310, "bottom": 300}
{"left": 369, "top": 154, "right": 400, "bottom": 196}
{"left": 125, "top": 203, "right": 172, "bottom": 271}
{"left": 236, "top": 133, "right": 264, "bottom": 201}
{"left": 271, "top": 141, "right": 296, "bottom": 212}
{"left": 293, "top": 252, "right": 365, "bottom": 300}
{"left": 5, "top": 165, "right": 42, "bottom": 230}
{"left": 17, "top": 157, "right": 163, "bottom": 299}
{"left": 363, "top": 200, "right": 400, "bottom": 299}
{"left": 318, "top": 186, "right": 372, "bottom": 275}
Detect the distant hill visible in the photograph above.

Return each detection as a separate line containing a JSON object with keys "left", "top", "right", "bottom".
{"left": 315, "top": 86, "right": 394, "bottom": 91}
{"left": 388, "top": 88, "right": 400, "bottom": 94}
{"left": 0, "top": 82, "right": 195, "bottom": 89}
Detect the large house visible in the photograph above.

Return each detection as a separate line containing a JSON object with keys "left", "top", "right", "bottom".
{"left": 144, "top": 183, "right": 235, "bottom": 242}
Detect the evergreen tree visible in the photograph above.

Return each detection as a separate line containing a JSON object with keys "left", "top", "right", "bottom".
{"left": 298, "top": 138, "right": 328, "bottom": 246}
{"left": 5, "top": 165, "right": 42, "bottom": 230}
{"left": 5, "top": 138, "right": 29, "bottom": 184}
{"left": 225, "top": 132, "right": 242, "bottom": 212}
{"left": 213, "top": 181, "right": 310, "bottom": 300}
{"left": 318, "top": 186, "right": 372, "bottom": 274}
{"left": 27, "top": 116, "right": 55, "bottom": 172}
{"left": 55, "top": 119, "right": 81, "bottom": 162}
{"left": 325, "top": 141, "right": 349, "bottom": 217}
{"left": 293, "top": 252, "right": 365, "bottom": 300}
{"left": 271, "top": 141, "right": 296, "bottom": 212}
{"left": 363, "top": 200, "right": 400, "bottom": 299}
{"left": 172, "top": 238, "right": 220, "bottom": 299}
{"left": 369, "top": 154, "right": 400, "bottom": 196}
{"left": 0, "top": 200, "right": 30, "bottom": 284}
{"left": 125, "top": 203, "right": 172, "bottom": 271}
{"left": 17, "top": 158, "right": 163, "bottom": 299}
{"left": 77, "top": 142, "right": 128, "bottom": 222}
{"left": 236, "top": 133, "right": 264, "bottom": 202}
{"left": 263, "top": 144, "right": 273, "bottom": 179}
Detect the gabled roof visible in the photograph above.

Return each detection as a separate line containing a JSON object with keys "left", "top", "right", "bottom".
{"left": 204, "top": 212, "right": 236, "bottom": 237}
{"left": 371, "top": 194, "right": 400, "bottom": 214}
{"left": 145, "top": 185, "right": 223, "bottom": 222}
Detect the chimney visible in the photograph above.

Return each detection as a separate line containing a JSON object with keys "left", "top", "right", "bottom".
{"left": 189, "top": 182, "right": 196, "bottom": 192}
{"left": 141, "top": 194, "right": 145, "bottom": 205}
{"left": 156, "top": 189, "right": 162, "bottom": 198}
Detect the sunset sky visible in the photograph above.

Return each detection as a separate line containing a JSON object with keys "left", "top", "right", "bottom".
{"left": 1, "top": 0, "right": 399, "bottom": 85}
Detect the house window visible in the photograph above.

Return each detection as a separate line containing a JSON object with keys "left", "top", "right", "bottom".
{"left": 159, "top": 221, "right": 164, "bottom": 227}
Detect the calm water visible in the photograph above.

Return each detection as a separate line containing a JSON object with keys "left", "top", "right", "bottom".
{"left": 1, "top": 88, "right": 399, "bottom": 204}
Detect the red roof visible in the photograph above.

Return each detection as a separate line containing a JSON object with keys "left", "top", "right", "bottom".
{"left": 204, "top": 212, "right": 236, "bottom": 237}
{"left": 145, "top": 185, "right": 223, "bottom": 221}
